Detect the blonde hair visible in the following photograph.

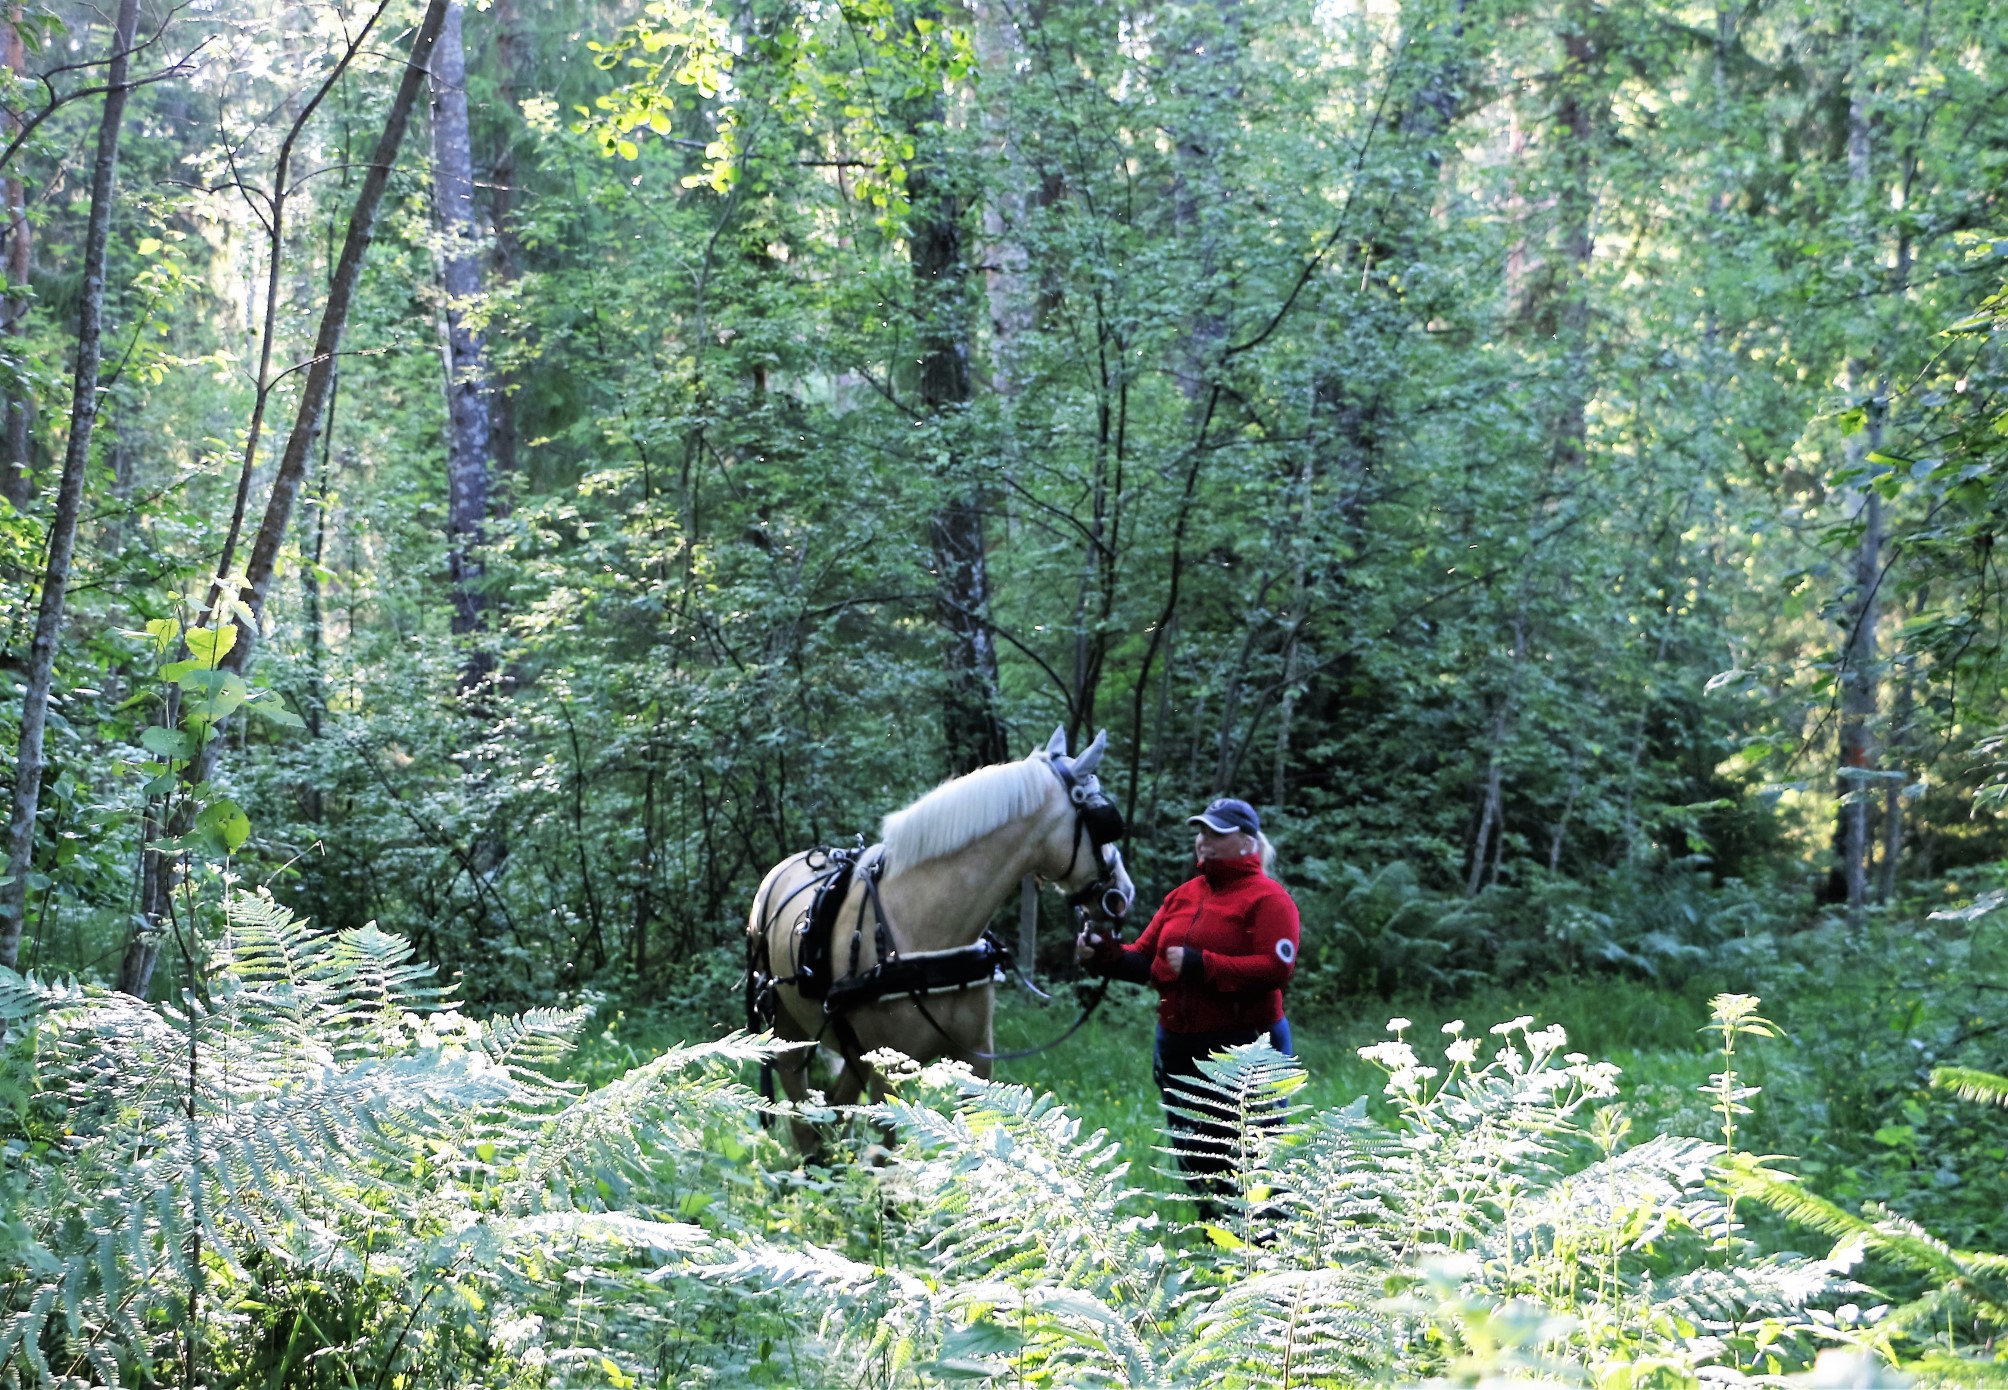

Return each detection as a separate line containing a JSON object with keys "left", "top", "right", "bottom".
{"left": 1256, "top": 832, "right": 1277, "bottom": 877}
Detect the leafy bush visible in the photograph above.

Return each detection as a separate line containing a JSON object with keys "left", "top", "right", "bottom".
{"left": 1292, "top": 857, "right": 1799, "bottom": 1006}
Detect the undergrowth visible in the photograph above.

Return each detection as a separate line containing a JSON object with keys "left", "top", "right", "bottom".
{"left": 4, "top": 893, "right": 2005, "bottom": 1386}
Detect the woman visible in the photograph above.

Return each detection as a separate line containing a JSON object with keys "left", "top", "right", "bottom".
{"left": 1076, "top": 796, "right": 1300, "bottom": 1206}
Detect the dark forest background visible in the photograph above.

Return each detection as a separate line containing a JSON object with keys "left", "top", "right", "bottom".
{"left": 0, "top": 0, "right": 2003, "bottom": 1014}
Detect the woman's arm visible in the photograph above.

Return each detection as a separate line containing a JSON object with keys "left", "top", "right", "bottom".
{"left": 1082, "top": 901, "right": 1168, "bottom": 985}
{"left": 1189, "top": 891, "right": 1300, "bottom": 992}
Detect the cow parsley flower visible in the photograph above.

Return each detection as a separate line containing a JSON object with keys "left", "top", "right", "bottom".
{"left": 1358, "top": 1040, "right": 1418, "bottom": 1071}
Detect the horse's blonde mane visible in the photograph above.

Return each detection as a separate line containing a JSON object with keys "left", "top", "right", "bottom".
{"left": 880, "top": 757, "right": 1055, "bottom": 876}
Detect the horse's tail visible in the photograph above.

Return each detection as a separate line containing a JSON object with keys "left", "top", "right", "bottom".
{"left": 746, "top": 878, "right": 778, "bottom": 1122}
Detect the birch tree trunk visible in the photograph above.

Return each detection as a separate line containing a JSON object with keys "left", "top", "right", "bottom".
{"left": 430, "top": 0, "right": 493, "bottom": 685}
{"left": 0, "top": 0, "right": 143, "bottom": 972}
{"left": 1, "top": 1, "right": 29, "bottom": 509}
{"left": 971, "top": 0, "right": 1030, "bottom": 396}
{"left": 116, "top": 0, "right": 453, "bottom": 997}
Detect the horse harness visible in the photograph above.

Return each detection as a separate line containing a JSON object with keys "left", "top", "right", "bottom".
{"left": 745, "top": 755, "right": 1128, "bottom": 1084}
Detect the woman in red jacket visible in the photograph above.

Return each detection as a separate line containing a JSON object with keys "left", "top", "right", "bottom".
{"left": 1076, "top": 796, "right": 1300, "bottom": 1206}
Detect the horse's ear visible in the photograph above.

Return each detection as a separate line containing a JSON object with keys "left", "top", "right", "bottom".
{"left": 1074, "top": 728, "right": 1108, "bottom": 776}
{"left": 1043, "top": 725, "right": 1068, "bottom": 759}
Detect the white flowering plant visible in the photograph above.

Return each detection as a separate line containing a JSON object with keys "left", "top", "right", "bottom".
{"left": 683, "top": 1008, "right": 1857, "bottom": 1388}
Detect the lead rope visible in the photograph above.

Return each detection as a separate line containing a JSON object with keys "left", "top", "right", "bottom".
{"left": 908, "top": 975, "right": 1113, "bottom": 1063}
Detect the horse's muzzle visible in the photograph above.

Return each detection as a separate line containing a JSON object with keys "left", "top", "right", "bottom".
{"left": 1098, "top": 886, "right": 1131, "bottom": 921}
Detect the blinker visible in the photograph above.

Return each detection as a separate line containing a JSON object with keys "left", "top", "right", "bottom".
{"left": 1082, "top": 797, "right": 1125, "bottom": 848}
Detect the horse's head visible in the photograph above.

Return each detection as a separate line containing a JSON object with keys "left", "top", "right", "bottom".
{"left": 1034, "top": 726, "right": 1135, "bottom": 924}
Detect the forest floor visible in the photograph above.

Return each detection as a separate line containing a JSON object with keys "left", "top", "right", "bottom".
{"left": 582, "top": 971, "right": 1758, "bottom": 1188}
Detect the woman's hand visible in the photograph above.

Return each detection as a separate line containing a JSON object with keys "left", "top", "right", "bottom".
{"left": 1164, "top": 946, "right": 1185, "bottom": 972}
{"left": 1075, "top": 930, "right": 1102, "bottom": 963}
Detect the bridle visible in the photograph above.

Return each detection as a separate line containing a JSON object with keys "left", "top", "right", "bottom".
{"left": 1043, "top": 753, "right": 1131, "bottom": 926}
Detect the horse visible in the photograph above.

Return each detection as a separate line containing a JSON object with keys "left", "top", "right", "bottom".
{"left": 745, "top": 727, "right": 1135, "bottom": 1143}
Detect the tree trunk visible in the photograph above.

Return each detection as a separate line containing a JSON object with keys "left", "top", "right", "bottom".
{"left": 1467, "top": 604, "right": 1527, "bottom": 897}
{"left": 1, "top": 1, "right": 29, "bottom": 509}
{"left": 971, "top": 0, "right": 1030, "bottom": 396}
{"left": 1838, "top": 404, "right": 1884, "bottom": 924}
{"left": 0, "top": 0, "right": 143, "bottom": 973}
{"left": 204, "top": 0, "right": 397, "bottom": 618}
{"left": 906, "top": 9, "right": 1005, "bottom": 775}
{"left": 1167, "top": 0, "right": 1242, "bottom": 401}
{"left": 1273, "top": 419, "right": 1320, "bottom": 808}
{"left": 1876, "top": 652, "right": 1912, "bottom": 903}
{"left": 1832, "top": 71, "right": 1883, "bottom": 928}
{"left": 1549, "top": 6, "right": 1597, "bottom": 475}
{"left": 117, "top": 0, "right": 453, "bottom": 997}
{"left": 431, "top": 0, "right": 493, "bottom": 686}
{"left": 484, "top": 0, "right": 523, "bottom": 488}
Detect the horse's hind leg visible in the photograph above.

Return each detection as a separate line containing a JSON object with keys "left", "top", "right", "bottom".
{"left": 826, "top": 1059, "right": 905, "bottom": 1164}
{"left": 765, "top": 1015, "right": 830, "bottom": 1161}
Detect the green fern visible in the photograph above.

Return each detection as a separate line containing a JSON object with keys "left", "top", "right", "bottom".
{"left": 0, "top": 891, "right": 795, "bottom": 1390}
{"left": 1931, "top": 1065, "right": 2008, "bottom": 1108}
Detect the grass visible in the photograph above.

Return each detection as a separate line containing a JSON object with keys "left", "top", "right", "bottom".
{"left": 988, "top": 973, "right": 1748, "bottom": 1158}
{"left": 563, "top": 971, "right": 1793, "bottom": 1206}
{"left": 569, "top": 970, "right": 1755, "bottom": 1124}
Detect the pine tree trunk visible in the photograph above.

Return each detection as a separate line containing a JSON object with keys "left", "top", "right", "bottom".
{"left": 0, "top": 0, "right": 143, "bottom": 973}
{"left": 1838, "top": 420, "right": 1884, "bottom": 923}
{"left": 117, "top": 0, "right": 453, "bottom": 997}
{"left": 1832, "top": 74, "right": 1883, "bottom": 928}
{"left": 1550, "top": 13, "right": 1595, "bottom": 473}
{"left": 431, "top": 0, "right": 493, "bottom": 685}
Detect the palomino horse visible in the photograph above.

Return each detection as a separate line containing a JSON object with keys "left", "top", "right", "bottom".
{"left": 746, "top": 728, "right": 1134, "bottom": 1134}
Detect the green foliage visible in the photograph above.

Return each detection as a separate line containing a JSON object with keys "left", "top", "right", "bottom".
{"left": 686, "top": 1019, "right": 1860, "bottom": 1387}
{"left": 1725, "top": 1065, "right": 2008, "bottom": 1381}
{"left": 0, "top": 893, "right": 788, "bottom": 1388}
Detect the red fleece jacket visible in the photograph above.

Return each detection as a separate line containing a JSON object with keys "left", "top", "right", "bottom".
{"left": 1094, "top": 853, "right": 1300, "bottom": 1034}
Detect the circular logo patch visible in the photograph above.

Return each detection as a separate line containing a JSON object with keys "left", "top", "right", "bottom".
{"left": 1274, "top": 939, "right": 1296, "bottom": 964}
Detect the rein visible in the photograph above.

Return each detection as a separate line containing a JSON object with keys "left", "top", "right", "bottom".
{"left": 905, "top": 907, "right": 1117, "bottom": 1063}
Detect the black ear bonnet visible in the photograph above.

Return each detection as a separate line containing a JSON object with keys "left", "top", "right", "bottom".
{"left": 1054, "top": 757, "right": 1125, "bottom": 848}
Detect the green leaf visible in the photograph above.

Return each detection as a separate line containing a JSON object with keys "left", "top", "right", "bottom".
{"left": 140, "top": 726, "right": 195, "bottom": 761}
{"left": 184, "top": 624, "right": 237, "bottom": 667}
{"left": 179, "top": 669, "right": 249, "bottom": 720}
{"left": 245, "top": 695, "right": 308, "bottom": 729}
{"left": 194, "top": 799, "right": 250, "bottom": 855}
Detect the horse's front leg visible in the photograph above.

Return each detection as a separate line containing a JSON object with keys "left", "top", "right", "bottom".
{"left": 971, "top": 990, "right": 995, "bottom": 1082}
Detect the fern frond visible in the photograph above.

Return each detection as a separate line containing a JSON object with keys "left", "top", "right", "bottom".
{"left": 1931, "top": 1065, "right": 2008, "bottom": 1108}
{"left": 1174, "top": 1266, "right": 1401, "bottom": 1386}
